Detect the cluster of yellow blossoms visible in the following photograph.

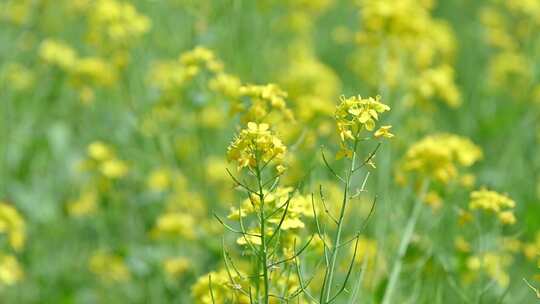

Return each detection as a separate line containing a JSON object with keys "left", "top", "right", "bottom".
{"left": 191, "top": 268, "right": 249, "bottom": 304}
{"left": 162, "top": 257, "right": 190, "bottom": 279}
{"left": 87, "top": 0, "right": 151, "bottom": 49}
{"left": 229, "top": 187, "right": 311, "bottom": 246}
{"left": 335, "top": 95, "right": 393, "bottom": 158}
{"left": 39, "top": 39, "right": 117, "bottom": 103}
{"left": 353, "top": 0, "right": 461, "bottom": 108}
{"left": 279, "top": 45, "right": 340, "bottom": 125}
{"left": 148, "top": 47, "right": 225, "bottom": 95}
{"left": 67, "top": 142, "right": 128, "bottom": 217}
{"left": 480, "top": 0, "right": 540, "bottom": 95}
{"left": 402, "top": 134, "right": 482, "bottom": 184}
{"left": 192, "top": 266, "right": 303, "bottom": 304}
{"left": 84, "top": 141, "right": 129, "bottom": 179}
{"left": 0, "top": 202, "right": 26, "bottom": 286}
{"left": 227, "top": 122, "right": 287, "bottom": 173}
{"left": 148, "top": 170, "right": 203, "bottom": 241}
{"left": 466, "top": 252, "right": 512, "bottom": 287}
{"left": 0, "top": 63, "right": 35, "bottom": 92}
{"left": 469, "top": 188, "right": 516, "bottom": 225}
{"left": 335, "top": 95, "right": 391, "bottom": 136}
{"left": 88, "top": 251, "right": 131, "bottom": 283}
{"left": 151, "top": 211, "right": 196, "bottom": 240}
{"left": 35, "top": 0, "right": 150, "bottom": 103}
{"left": 145, "top": 46, "right": 292, "bottom": 135}
{"left": 237, "top": 84, "right": 293, "bottom": 123}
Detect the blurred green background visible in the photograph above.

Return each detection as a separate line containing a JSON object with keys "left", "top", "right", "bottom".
{"left": 1, "top": 0, "right": 540, "bottom": 303}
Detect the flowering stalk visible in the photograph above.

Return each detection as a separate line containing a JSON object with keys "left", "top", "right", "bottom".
{"left": 323, "top": 136, "right": 359, "bottom": 303}
{"left": 223, "top": 122, "right": 292, "bottom": 303}
{"left": 317, "top": 94, "right": 393, "bottom": 303}
{"left": 381, "top": 179, "right": 429, "bottom": 304}
{"left": 254, "top": 160, "right": 270, "bottom": 304}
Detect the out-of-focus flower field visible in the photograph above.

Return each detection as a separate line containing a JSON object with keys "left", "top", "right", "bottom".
{"left": 1, "top": 0, "right": 540, "bottom": 303}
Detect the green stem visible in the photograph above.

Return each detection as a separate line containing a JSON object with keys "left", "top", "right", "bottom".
{"left": 324, "top": 138, "right": 359, "bottom": 302}
{"left": 255, "top": 163, "right": 269, "bottom": 304}
{"left": 381, "top": 179, "right": 430, "bottom": 304}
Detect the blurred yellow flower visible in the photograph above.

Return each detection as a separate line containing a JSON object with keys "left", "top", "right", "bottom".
{"left": 100, "top": 159, "right": 129, "bottom": 178}
{"left": 163, "top": 257, "right": 190, "bottom": 278}
{"left": 0, "top": 254, "right": 24, "bottom": 286}
{"left": 147, "top": 168, "right": 172, "bottom": 192}
{"left": 374, "top": 125, "right": 394, "bottom": 139}
{"left": 89, "top": 251, "right": 131, "bottom": 282}
{"left": 151, "top": 212, "right": 196, "bottom": 240}
{"left": 88, "top": 141, "right": 114, "bottom": 161}
{"left": 0, "top": 202, "right": 26, "bottom": 251}
{"left": 39, "top": 39, "right": 77, "bottom": 70}
{"left": 66, "top": 189, "right": 98, "bottom": 217}
{"left": 402, "top": 134, "right": 482, "bottom": 184}
{"left": 469, "top": 188, "right": 516, "bottom": 225}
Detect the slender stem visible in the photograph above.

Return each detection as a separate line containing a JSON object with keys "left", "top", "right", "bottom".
{"left": 381, "top": 179, "right": 430, "bottom": 304}
{"left": 323, "top": 138, "right": 359, "bottom": 302}
{"left": 255, "top": 162, "right": 270, "bottom": 304}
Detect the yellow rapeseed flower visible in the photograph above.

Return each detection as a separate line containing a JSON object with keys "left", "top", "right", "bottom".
{"left": 227, "top": 122, "right": 287, "bottom": 172}
{"left": 469, "top": 188, "right": 516, "bottom": 225}
{"left": 402, "top": 134, "right": 482, "bottom": 184}
{"left": 89, "top": 251, "right": 131, "bottom": 282}
{"left": 0, "top": 254, "right": 24, "bottom": 286}
{"left": 0, "top": 202, "right": 26, "bottom": 251}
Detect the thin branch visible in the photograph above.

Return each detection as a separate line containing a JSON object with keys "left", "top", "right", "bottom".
{"left": 311, "top": 193, "right": 331, "bottom": 264}
{"left": 209, "top": 274, "right": 216, "bottom": 304}
{"left": 335, "top": 196, "right": 376, "bottom": 250}
{"left": 237, "top": 205, "right": 261, "bottom": 258}
{"left": 523, "top": 278, "right": 540, "bottom": 298}
{"left": 289, "top": 249, "right": 326, "bottom": 302}
{"left": 268, "top": 235, "right": 314, "bottom": 268}
{"left": 213, "top": 213, "right": 261, "bottom": 237}
{"left": 262, "top": 174, "right": 281, "bottom": 189}
{"left": 321, "top": 147, "right": 345, "bottom": 183}
{"left": 352, "top": 142, "right": 381, "bottom": 172}
{"left": 360, "top": 195, "right": 377, "bottom": 232}
{"left": 265, "top": 185, "right": 299, "bottom": 220}
{"left": 226, "top": 168, "right": 258, "bottom": 194}
{"left": 320, "top": 185, "right": 338, "bottom": 225}
{"left": 222, "top": 239, "right": 251, "bottom": 298}
{"left": 328, "top": 233, "right": 361, "bottom": 303}
{"left": 266, "top": 198, "right": 291, "bottom": 245}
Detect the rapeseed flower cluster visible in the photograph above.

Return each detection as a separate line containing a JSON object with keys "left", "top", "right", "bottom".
{"left": 87, "top": 0, "right": 151, "bottom": 50}
{"left": 0, "top": 203, "right": 26, "bottom": 286}
{"left": 402, "top": 134, "right": 482, "bottom": 184}
{"left": 229, "top": 187, "right": 311, "bottom": 245}
{"left": 191, "top": 269, "right": 249, "bottom": 304}
{"left": 149, "top": 170, "right": 203, "bottom": 241}
{"left": 352, "top": 0, "right": 461, "bottom": 108}
{"left": 66, "top": 142, "right": 128, "bottom": 217}
{"left": 469, "top": 188, "right": 516, "bottom": 225}
{"left": 480, "top": 0, "right": 540, "bottom": 95}
{"left": 227, "top": 122, "right": 287, "bottom": 173}
{"left": 145, "top": 46, "right": 291, "bottom": 137}
{"left": 84, "top": 141, "right": 129, "bottom": 179}
{"left": 335, "top": 95, "right": 392, "bottom": 158}
{"left": 237, "top": 84, "right": 294, "bottom": 123}
{"left": 466, "top": 252, "right": 512, "bottom": 287}
{"left": 0, "top": 203, "right": 25, "bottom": 252}
{"left": 88, "top": 251, "right": 131, "bottom": 283}
{"left": 39, "top": 39, "right": 117, "bottom": 103}
{"left": 148, "top": 46, "right": 224, "bottom": 97}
